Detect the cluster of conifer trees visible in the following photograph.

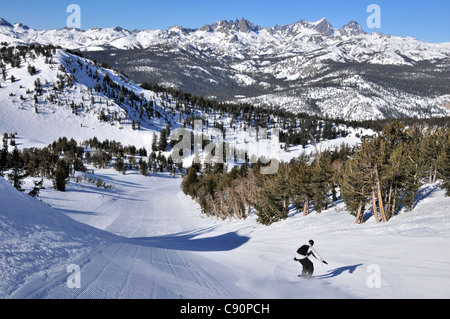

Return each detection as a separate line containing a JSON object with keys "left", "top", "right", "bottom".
{"left": 181, "top": 122, "right": 449, "bottom": 225}
{"left": 340, "top": 122, "right": 449, "bottom": 224}
{"left": 0, "top": 134, "right": 181, "bottom": 194}
{"left": 0, "top": 135, "right": 86, "bottom": 192}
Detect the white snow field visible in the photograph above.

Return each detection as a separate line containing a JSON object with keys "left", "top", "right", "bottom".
{"left": 0, "top": 46, "right": 449, "bottom": 300}
{"left": 1, "top": 167, "right": 449, "bottom": 299}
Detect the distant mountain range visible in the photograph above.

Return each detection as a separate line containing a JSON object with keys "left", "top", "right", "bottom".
{"left": 1, "top": 17, "right": 450, "bottom": 120}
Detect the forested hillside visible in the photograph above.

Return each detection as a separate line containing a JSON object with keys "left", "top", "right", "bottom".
{"left": 181, "top": 122, "right": 450, "bottom": 225}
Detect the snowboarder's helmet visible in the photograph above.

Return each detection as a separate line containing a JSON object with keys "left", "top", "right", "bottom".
{"left": 309, "top": 240, "right": 314, "bottom": 246}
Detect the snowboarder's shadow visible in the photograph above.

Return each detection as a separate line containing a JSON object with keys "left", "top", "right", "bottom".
{"left": 315, "top": 263, "right": 363, "bottom": 279}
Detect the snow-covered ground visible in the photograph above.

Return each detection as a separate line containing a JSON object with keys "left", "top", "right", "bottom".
{"left": 1, "top": 45, "right": 449, "bottom": 300}
{"left": 1, "top": 166, "right": 449, "bottom": 299}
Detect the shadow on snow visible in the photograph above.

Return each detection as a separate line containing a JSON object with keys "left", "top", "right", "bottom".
{"left": 131, "top": 227, "right": 250, "bottom": 252}
{"left": 315, "top": 263, "right": 363, "bottom": 279}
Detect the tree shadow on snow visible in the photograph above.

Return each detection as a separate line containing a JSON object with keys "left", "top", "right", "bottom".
{"left": 413, "top": 183, "right": 440, "bottom": 208}
{"left": 315, "top": 263, "right": 363, "bottom": 279}
{"left": 132, "top": 228, "right": 250, "bottom": 252}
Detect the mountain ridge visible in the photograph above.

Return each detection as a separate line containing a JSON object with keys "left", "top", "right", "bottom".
{"left": 1, "top": 17, "right": 450, "bottom": 120}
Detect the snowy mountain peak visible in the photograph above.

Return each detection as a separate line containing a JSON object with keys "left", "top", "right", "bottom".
{"left": 312, "top": 17, "right": 328, "bottom": 25}
{"left": 339, "top": 20, "right": 364, "bottom": 37}
{"left": 0, "top": 18, "right": 13, "bottom": 28}
{"left": 208, "top": 17, "right": 260, "bottom": 34}
{"left": 13, "top": 23, "right": 30, "bottom": 30}
{"left": 1, "top": 17, "right": 450, "bottom": 120}
{"left": 312, "top": 17, "right": 334, "bottom": 36}
{"left": 238, "top": 17, "right": 258, "bottom": 33}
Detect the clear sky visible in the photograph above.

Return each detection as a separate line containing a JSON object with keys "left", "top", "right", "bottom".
{"left": 1, "top": 0, "right": 449, "bottom": 43}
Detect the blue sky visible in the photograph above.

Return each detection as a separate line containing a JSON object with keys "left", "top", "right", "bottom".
{"left": 1, "top": 0, "right": 449, "bottom": 43}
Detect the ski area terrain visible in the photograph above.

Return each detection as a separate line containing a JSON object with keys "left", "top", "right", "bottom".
{"left": 0, "top": 34, "right": 449, "bottom": 300}
{"left": 1, "top": 169, "right": 449, "bottom": 299}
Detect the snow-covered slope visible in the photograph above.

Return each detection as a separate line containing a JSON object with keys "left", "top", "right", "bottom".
{"left": 0, "top": 176, "right": 112, "bottom": 298}
{"left": 0, "top": 46, "right": 173, "bottom": 150}
{"left": 2, "top": 169, "right": 450, "bottom": 299}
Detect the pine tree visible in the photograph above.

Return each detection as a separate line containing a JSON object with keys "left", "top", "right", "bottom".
{"left": 53, "top": 159, "right": 69, "bottom": 191}
{"left": 8, "top": 147, "right": 25, "bottom": 191}
{"left": 0, "top": 134, "right": 8, "bottom": 176}
{"left": 288, "top": 154, "right": 313, "bottom": 216}
{"left": 27, "top": 64, "right": 37, "bottom": 76}
{"left": 254, "top": 162, "right": 291, "bottom": 225}
{"left": 419, "top": 129, "right": 441, "bottom": 184}
{"left": 436, "top": 129, "right": 450, "bottom": 196}
{"left": 114, "top": 157, "right": 124, "bottom": 173}
{"left": 181, "top": 166, "right": 199, "bottom": 200}
{"left": 151, "top": 133, "right": 158, "bottom": 152}
{"left": 140, "top": 159, "right": 148, "bottom": 176}
{"left": 159, "top": 128, "right": 168, "bottom": 151}
{"left": 339, "top": 158, "right": 369, "bottom": 224}
{"left": 310, "top": 150, "right": 334, "bottom": 213}
{"left": 343, "top": 138, "right": 387, "bottom": 223}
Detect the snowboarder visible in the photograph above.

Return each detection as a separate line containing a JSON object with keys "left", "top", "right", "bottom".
{"left": 294, "top": 240, "right": 328, "bottom": 278}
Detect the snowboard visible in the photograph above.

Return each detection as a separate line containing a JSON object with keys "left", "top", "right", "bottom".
{"left": 298, "top": 275, "right": 315, "bottom": 280}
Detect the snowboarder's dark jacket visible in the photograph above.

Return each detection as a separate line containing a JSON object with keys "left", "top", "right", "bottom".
{"left": 296, "top": 243, "right": 325, "bottom": 262}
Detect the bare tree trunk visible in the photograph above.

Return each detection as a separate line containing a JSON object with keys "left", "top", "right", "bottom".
{"left": 282, "top": 198, "right": 287, "bottom": 217}
{"left": 355, "top": 202, "right": 364, "bottom": 224}
{"left": 372, "top": 189, "right": 380, "bottom": 223}
{"left": 386, "top": 185, "right": 393, "bottom": 220}
{"left": 303, "top": 196, "right": 309, "bottom": 216}
{"left": 374, "top": 167, "right": 387, "bottom": 222}
{"left": 377, "top": 183, "right": 387, "bottom": 222}
{"left": 392, "top": 186, "right": 398, "bottom": 218}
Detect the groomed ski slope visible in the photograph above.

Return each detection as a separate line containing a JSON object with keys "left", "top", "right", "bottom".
{"left": 2, "top": 166, "right": 450, "bottom": 299}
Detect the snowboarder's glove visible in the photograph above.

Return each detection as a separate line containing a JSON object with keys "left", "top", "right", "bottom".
{"left": 323, "top": 261, "right": 328, "bottom": 265}
{"left": 294, "top": 258, "right": 298, "bottom": 261}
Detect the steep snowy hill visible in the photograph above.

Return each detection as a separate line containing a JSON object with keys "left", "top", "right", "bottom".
{"left": 0, "top": 177, "right": 112, "bottom": 298}
{"left": 2, "top": 17, "right": 449, "bottom": 120}
{"left": 0, "top": 45, "right": 170, "bottom": 150}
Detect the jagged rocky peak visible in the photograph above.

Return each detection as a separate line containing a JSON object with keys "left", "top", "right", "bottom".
{"left": 339, "top": 20, "right": 364, "bottom": 37}
{"left": 312, "top": 17, "right": 335, "bottom": 36}
{"left": 209, "top": 17, "right": 260, "bottom": 33}
{"left": 238, "top": 17, "right": 258, "bottom": 33}
{"left": 199, "top": 24, "right": 213, "bottom": 32}
{"left": 0, "top": 18, "right": 13, "bottom": 28}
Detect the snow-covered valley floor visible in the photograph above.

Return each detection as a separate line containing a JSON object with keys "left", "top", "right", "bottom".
{"left": 1, "top": 165, "right": 449, "bottom": 299}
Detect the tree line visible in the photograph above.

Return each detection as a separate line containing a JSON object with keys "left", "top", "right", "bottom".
{"left": 340, "top": 122, "right": 449, "bottom": 224}
{"left": 0, "top": 134, "right": 181, "bottom": 194}
{"left": 181, "top": 122, "right": 449, "bottom": 225}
